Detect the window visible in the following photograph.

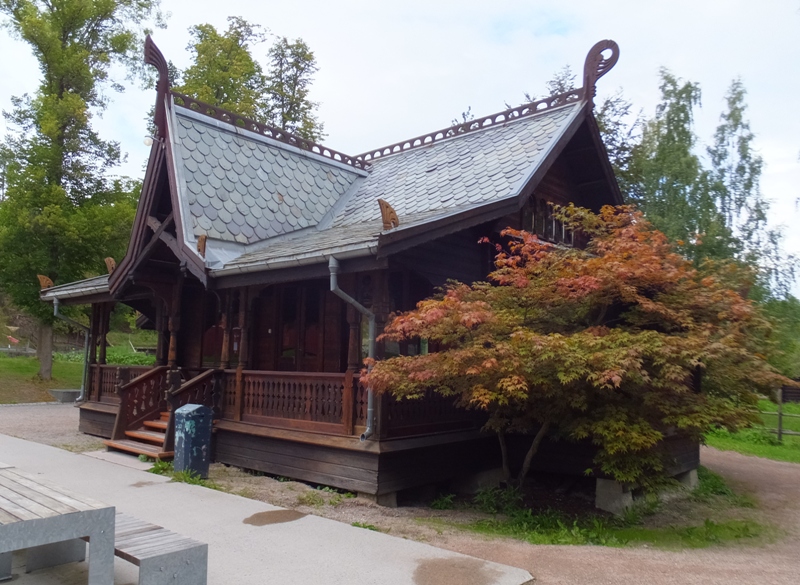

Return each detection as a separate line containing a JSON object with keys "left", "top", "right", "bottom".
{"left": 524, "top": 197, "right": 572, "bottom": 246}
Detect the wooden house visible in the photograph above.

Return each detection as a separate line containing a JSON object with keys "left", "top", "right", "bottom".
{"left": 41, "top": 38, "right": 696, "bottom": 502}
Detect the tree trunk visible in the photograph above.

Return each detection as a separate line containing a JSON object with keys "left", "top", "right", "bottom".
{"left": 516, "top": 420, "right": 551, "bottom": 486}
{"left": 497, "top": 430, "right": 511, "bottom": 483}
{"left": 37, "top": 322, "right": 53, "bottom": 380}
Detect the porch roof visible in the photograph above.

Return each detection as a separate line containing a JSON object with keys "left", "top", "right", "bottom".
{"left": 40, "top": 275, "right": 109, "bottom": 303}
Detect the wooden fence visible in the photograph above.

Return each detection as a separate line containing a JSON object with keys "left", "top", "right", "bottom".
{"left": 756, "top": 387, "right": 800, "bottom": 442}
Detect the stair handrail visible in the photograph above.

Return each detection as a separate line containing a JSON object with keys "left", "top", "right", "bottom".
{"left": 163, "top": 368, "right": 224, "bottom": 452}
{"left": 110, "top": 366, "right": 170, "bottom": 441}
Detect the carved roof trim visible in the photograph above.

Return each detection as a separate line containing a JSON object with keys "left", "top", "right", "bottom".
{"left": 355, "top": 39, "right": 619, "bottom": 163}
{"left": 170, "top": 91, "right": 371, "bottom": 171}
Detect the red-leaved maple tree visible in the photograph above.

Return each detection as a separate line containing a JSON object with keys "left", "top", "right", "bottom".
{"left": 363, "top": 205, "right": 792, "bottom": 486}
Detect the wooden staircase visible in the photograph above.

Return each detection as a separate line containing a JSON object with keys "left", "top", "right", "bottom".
{"left": 104, "top": 411, "right": 174, "bottom": 460}
{"left": 102, "top": 367, "right": 220, "bottom": 461}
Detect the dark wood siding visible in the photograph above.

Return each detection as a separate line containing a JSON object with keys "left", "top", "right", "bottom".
{"left": 78, "top": 403, "right": 117, "bottom": 438}
{"left": 214, "top": 428, "right": 379, "bottom": 494}
{"left": 393, "top": 228, "right": 491, "bottom": 288}
{"left": 178, "top": 286, "right": 205, "bottom": 368}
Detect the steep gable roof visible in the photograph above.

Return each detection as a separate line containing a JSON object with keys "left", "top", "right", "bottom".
{"left": 43, "top": 38, "right": 623, "bottom": 302}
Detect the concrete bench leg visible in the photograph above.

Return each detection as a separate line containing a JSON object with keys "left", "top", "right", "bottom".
{"left": 139, "top": 545, "right": 208, "bottom": 585}
{"left": 26, "top": 539, "right": 86, "bottom": 572}
{"left": 0, "top": 552, "right": 11, "bottom": 582}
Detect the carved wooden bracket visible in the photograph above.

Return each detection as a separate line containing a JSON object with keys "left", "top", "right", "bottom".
{"left": 37, "top": 275, "right": 53, "bottom": 290}
{"left": 104, "top": 257, "right": 117, "bottom": 274}
{"left": 197, "top": 234, "right": 207, "bottom": 258}
{"left": 378, "top": 199, "right": 400, "bottom": 230}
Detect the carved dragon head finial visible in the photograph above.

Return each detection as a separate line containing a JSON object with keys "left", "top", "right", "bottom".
{"left": 583, "top": 40, "right": 620, "bottom": 103}
{"left": 145, "top": 35, "right": 170, "bottom": 138}
{"left": 104, "top": 257, "right": 116, "bottom": 275}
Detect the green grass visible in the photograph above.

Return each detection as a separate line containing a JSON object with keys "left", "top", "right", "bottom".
{"left": 147, "top": 459, "right": 223, "bottom": 490}
{"left": 756, "top": 399, "right": 800, "bottom": 433}
{"left": 432, "top": 468, "right": 765, "bottom": 549}
{"left": 351, "top": 522, "right": 384, "bottom": 532}
{"left": 106, "top": 330, "right": 158, "bottom": 351}
{"left": 705, "top": 427, "right": 800, "bottom": 464}
{"left": 0, "top": 354, "right": 84, "bottom": 403}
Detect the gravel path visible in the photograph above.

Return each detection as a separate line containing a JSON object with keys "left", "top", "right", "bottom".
{"left": 0, "top": 402, "right": 105, "bottom": 453}
{"left": 1, "top": 404, "right": 798, "bottom": 584}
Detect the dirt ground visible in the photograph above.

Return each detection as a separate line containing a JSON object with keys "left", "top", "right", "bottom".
{"left": 1, "top": 403, "right": 798, "bottom": 584}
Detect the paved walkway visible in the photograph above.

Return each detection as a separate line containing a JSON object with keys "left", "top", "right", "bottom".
{"left": 0, "top": 433, "right": 532, "bottom": 585}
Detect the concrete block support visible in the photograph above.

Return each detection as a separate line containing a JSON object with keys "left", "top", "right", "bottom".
{"left": 358, "top": 491, "right": 398, "bottom": 508}
{"left": 595, "top": 478, "right": 633, "bottom": 515}
{"left": 675, "top": 468, "right": 699, "bottom": 490}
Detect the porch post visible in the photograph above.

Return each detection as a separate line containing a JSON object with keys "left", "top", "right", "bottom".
{"left": 342, "top": 303, "right": 360, "bottom": 435}
{"left": 98, "top": 303, "right": 111, "bottom": 365}
{"left": 234, "top": 288, "right": 250, "bottom": 421}
{"left": 372, "top": 270, "right": 391, "bottom": 440}
{"left": 155, "top": 300, "right": 168, "bottom": 366}
{"left": 167, "top": 269, "right": 185, "bottom": 370}
{"left": 219, "top": 291, "right": 232, "bottom": 370}
{"left": 88, "top": 304, "right": 100, "bottom": 401}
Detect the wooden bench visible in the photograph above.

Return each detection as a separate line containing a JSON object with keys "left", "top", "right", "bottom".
{"left": 111, "top": 513, "right": 207, "bottom": 585}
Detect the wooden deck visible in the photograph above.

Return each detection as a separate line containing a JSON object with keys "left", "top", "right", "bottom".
{"left": 83, "top": 365, "right": 699, "bottom": 496}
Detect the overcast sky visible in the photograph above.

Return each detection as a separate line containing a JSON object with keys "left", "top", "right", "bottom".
{"left": 1, "top": 0, "right": 798, "bottom": 293}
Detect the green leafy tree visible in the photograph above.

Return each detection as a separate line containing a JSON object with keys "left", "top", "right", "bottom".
{"left": 175, "top": 16, "right": 267, "bottom": 121}
{"left": 264, "top": 36, "right": 325, "bottom": 141}
{"left": 0, "top": 0, "right": 164, "bottom": 378}
{"left": 175, "top": 20, "right": 325, "bottom": 142}
{"left": 707, "top": 80, "right": 795, "bottom": 294}
{"left": 628, "top": 70, "right": 734, "bottom": 263}
{"left": 365, "top": 206, "right": 791, "bottom": 486}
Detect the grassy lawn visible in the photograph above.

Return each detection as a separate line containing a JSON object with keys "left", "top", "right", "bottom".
{"left": 704, "top": 399, "right": 800, "bottom": 464}
{"left": 0, "top": 355, "right": 84, "bottom": 404}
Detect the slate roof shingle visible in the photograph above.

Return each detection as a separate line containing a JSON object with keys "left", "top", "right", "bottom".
{"left": 331, "top": 103, "right": 579, "bottom": 227}
{"left": 174, "top": 111, "right": 362, "bottom": 245}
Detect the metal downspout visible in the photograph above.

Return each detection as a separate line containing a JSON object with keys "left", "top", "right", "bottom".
{"left": 53, "top": 298, "right": 90, "bottom": 403}
{"left": 328, "top": 257, "right": 376, "bottom": 442}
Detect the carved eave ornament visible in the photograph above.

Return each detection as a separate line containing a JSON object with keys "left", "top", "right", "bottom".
{"left": 378, "top": 199, "right": 400, "bottom": 230}
{"left": 37, "top": 275, "right": 53, "bottom": 290}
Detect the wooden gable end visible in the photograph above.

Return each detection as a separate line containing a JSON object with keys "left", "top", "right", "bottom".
{"left": 109, "top": 139, "right": 206, "bottom": 299}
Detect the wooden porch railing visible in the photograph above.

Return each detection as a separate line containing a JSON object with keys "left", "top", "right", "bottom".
{"left": 218, "top": 370, "right": 478, "bottom": 438}
{"left": 223, "top": 370, "right": 353, "bottom": 435}
{"left": 381, "top": 389, "right": 484, "bottom": 439}
{"left": 110, "top": 366, "right": 170, "bottom": 441}
{"left": 86, "top": 364, "right": 152, "bottom": 404}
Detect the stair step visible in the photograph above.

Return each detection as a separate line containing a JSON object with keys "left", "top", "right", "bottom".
{"left": 160, "top": 411, "right": 170, "bottom": 421}
{"left": 143, "top": 419, "right": 168, "bottom": 431}
{"left": 104, "top": 439, "right": 173, "bottom": 460}
{"left": 125, "top": 429, "right": 166, "bottom": 445}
